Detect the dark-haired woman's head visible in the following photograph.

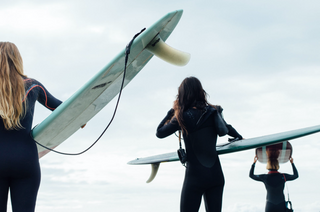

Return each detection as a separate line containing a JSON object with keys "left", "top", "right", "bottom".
{"left": 175, "top": 77, "right": 207, "bottom": 110}
{"left": 173, "top": 77, "right": 209, "bottom": 133}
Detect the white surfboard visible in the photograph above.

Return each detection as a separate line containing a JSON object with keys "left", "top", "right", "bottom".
{"left": 32, "top": 10, "right": 190, "bottom": 158}
{"left": 128, "top": 124, "right": 320, "bottom": 182}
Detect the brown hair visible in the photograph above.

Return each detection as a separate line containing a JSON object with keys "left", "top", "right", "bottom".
{"left": 0, "top": 42, "right": 27, "bottom": 130}
{"left": 173, "top": 77, "right": 210, "bottom": 134}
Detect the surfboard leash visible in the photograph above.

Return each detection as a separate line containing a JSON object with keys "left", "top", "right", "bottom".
{"left": 35, "top": 28, "right": 146, "bottom": 156}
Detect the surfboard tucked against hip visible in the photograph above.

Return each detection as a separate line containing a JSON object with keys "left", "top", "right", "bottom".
{"left": 128, "top": 124, "right": 320, "bottom": 183}
{"left": 32, "top": 10, "right": 185, "bottom": 158}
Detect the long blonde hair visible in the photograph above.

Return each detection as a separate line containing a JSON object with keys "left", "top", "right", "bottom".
{"left": 0, "top": 42, "right": 27, "bottom": 130}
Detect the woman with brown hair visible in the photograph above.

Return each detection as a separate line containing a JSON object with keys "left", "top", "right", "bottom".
{"left": 0, "top": 42, "right": 62, "bottom": 212}
{"left": 249, "top": 149, "right": 299, "bottom": 212}
{"left": 156, "top": 76, "right": 242, "bottom": 212}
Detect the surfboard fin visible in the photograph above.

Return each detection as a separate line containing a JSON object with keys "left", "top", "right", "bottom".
{"left": 146, "top": 35, "right": 190, "bottom": 66}
{"left": 146, "top": 163, "right": 160, "bottom": 183}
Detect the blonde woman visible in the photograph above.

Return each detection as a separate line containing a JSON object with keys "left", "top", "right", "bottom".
{"left": 0, "top": 42, "right": 62, "bottom": 212}
{"left": 249, "top": 149, "right": 298, "bottom": 212}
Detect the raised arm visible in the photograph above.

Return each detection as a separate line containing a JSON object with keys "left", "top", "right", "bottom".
{"left": 284, "top": 158, "right": 299, "bottom": 181}
{"left": 156, "top": 109, "right": 180, "bottom": 138}
{"left": 249, "top": 156, "right": 262, "bottom": 181}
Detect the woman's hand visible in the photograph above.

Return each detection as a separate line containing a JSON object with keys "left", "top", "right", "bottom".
{"left": 228, "top": 137, "right": 243, "bottom": 142}
{"left": 253, "top": 156, "right": 258, "bottom": 164}
{"left": 289, "top": 157, "right": 294, "bottom": 164}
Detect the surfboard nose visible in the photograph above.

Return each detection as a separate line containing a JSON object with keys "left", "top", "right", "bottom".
{"left": 146, "top": 35, "right": 191, "bottom": 66}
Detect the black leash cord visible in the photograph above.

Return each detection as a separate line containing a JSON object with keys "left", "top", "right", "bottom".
{"left": 35, "top": 28, "right": 146, "bottom": 156}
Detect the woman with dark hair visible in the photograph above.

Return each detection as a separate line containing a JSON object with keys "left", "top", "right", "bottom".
{"left": 249, "top": 151, "right": 299, "bottom": 212}
{"left": 0, "top": 42, "right": 62, "bottom": 212}
{"left": 156, "top": 77, "right": 243, "bottom": 212}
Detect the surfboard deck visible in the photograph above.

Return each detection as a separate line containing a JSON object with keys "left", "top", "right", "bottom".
{"left": 32, "top": 10, "right": 184, "bottom": 158}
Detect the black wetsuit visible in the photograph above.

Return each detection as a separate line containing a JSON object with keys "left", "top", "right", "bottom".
{"left": 249, "top": 163, "right": 298, "bottom": 212}
{"left": 157, "top": 105, "right": 242, "bottom": 212}
{"left": 0, "top": 78, "right": 61, "bottom": 212}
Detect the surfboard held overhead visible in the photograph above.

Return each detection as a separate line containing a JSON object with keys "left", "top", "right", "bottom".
{"left": 146, "top": 35, "right": 191, "bottom": 66}
{"left": 33, "top": 10, "right": 186, "bottom": 158}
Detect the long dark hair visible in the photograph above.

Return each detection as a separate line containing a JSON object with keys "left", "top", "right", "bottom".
{"left": 173, "top": 77, "right": 210, "bottom": 134}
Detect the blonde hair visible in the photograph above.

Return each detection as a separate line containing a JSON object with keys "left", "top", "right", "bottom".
{"left": 0, "top": 42, "right": 27, "bottom": 130}
{"left": 266, "top": 159, "right": 279, "bottom": 170}
{"left": 266, "top": 149, "right": 280, "bottom": 170}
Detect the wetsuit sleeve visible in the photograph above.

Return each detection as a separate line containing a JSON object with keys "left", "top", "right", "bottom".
{"left": 218, "top": 106, "right": 242, "bottom": 139}
{"left": 249, "top": 163, "right": 262, "bottom": 181}
{"left": 156, "top": 109, "right": 181, "bottom": 138}
{"left": 226, "top": 124, "right": 243, "bottom": 139}
{"left": 36, "top": 81, "right": 62, "bottom": 111}
{"left": 284, "top": 163, "right": 299, "bottom": 181}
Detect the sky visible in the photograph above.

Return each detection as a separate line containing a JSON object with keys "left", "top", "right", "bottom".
{"left": 1, "top": 0, "right": 320, "bottom": 211}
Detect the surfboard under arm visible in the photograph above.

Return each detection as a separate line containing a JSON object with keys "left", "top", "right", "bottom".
{"left": 128, "top": 124, "right": 320, "bottom": 183}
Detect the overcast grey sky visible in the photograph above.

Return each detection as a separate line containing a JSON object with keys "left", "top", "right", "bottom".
{"left": 1, "top": 0, "right": 320, "bottom": 211}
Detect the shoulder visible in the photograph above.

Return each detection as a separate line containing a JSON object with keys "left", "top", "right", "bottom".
{"left": 257, "top": 174, "right": 268, "bottom": 179}
{"left": 207, "top": 104, "right": 223, "bottom": 112}
{"left": 24, "top": 78, "right": 47, "bottom": 90}
{"left": 24, "top": 78, "right": 45, "bottom": 95}
{"left": 213, "top": 105, "right": 223, "bottom": 112}
{"left": 24, "top": 77, "right": 41, "bottom": 86}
